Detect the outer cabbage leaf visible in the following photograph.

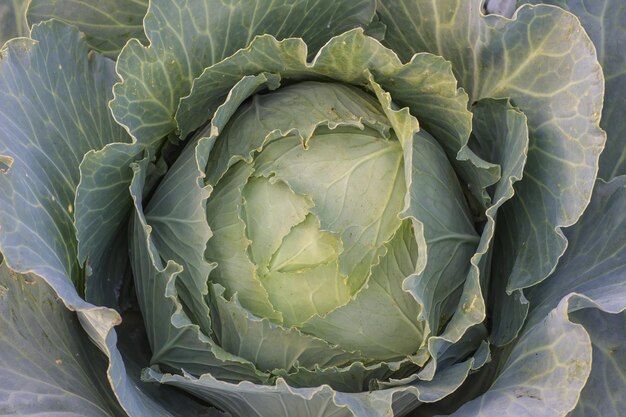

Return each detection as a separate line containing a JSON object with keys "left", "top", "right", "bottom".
{"left": 569, "top": 308, "right": 625, "bottom": 417}
{"left": 415, "top": 97, "right": 529, "bottom": 383}
{"left": 144, "top": 136, "right": 215, "bottom": 334}
{"left": 0, "top": 263, "right": 125, "bottom": 416}
{"left": 144, "top": 354, "right": 480, "bottom": 417}
{"left": 110, "top": 0, "right": 376, "bottom": 144}
{"left": 0, "top": 20, "right": 127, "bottom": 292}
{"left": 517, "top": 0, "right": 626, "bottom": 180}
{"left": 75, "top": 142, "right": 141, "bottom": 308}
{"left": 526, "top": 177, "right": 626, "bottom": 417}
{"left": 27, "top": 0, "right": 149, "bottom": 57}
{"left": 0, "top": 0, "right": 28, "bottom": 45}
{"left": 0, "top": 20, "right": 221, "bottom": 416}
{"left": 446, "top": 177, "right": 626, "bottom": 416}
{"left": 526, "top": 177, "right": 626, "bottom": 321}
{"left": 449, "top": 295, "right": 592, "bottom": 417}
{"left": 377, "top": 0, "right": 605, "bottom": 345}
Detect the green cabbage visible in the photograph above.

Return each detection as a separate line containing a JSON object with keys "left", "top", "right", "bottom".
{"left": 0, "top": 0, "right": 624, "bottom": 416}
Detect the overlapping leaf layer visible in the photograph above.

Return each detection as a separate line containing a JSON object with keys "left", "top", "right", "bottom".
{"left": 0, "top": 1, "right": 623, "bottom": 416}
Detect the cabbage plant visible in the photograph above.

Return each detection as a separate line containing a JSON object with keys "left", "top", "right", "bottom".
{"left": 0, "top": 0, "right": 624, "bottom": 416}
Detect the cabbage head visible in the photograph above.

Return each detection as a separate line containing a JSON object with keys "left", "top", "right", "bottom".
{"left": 0, "top": 0, "right": 624, "bottom": 416}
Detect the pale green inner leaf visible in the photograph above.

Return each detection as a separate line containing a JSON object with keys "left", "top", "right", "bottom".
{"left": 269, "top": 214, "right": 341, "bottom": 273}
